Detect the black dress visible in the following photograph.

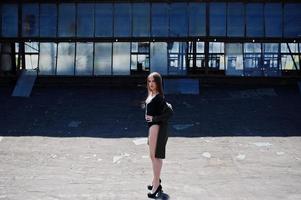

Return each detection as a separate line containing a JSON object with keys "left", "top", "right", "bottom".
{"left": 145, "top": 94, "right": 173, "bottom": 159}
{"left": 146, "top": 94, "right": 165, "bottom": 128}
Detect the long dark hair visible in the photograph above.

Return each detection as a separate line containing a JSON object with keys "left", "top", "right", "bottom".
{"left": 147, "top": 72, "right": 164, "bottom": 97}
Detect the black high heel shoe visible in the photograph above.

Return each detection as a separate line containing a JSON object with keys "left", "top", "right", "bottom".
{"left": 147, "top": 185, "right": 162, "bottom": 199}
{"left": 147, "top": 179, "right": 161, "bottom": 190}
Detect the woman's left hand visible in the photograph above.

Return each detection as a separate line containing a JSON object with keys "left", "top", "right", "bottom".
{"left": 145, "top": 115, "right": 153, "bottom": 122}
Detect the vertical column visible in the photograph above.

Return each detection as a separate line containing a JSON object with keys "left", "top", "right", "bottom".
{"left": 205, "top": 3, "right": 209, "bottom": 75}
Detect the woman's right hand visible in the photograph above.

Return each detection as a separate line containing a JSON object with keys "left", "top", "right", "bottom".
{"left": 145, "top": 115, "right": 153, "bottom": 122}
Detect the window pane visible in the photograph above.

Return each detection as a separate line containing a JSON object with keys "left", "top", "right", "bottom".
{"left": 210, "top": 3, "right": 226, "bottom": 37}
{"left": 281, "top": 43, "right": 299, "bottom": 53}
{"left": 77, "top": 4, "right": 94, "bottom": 37}
{"left": 263, "top": 43, "right": 281, "bottom": 76}
{"left": 114, "top": 4, "right": 131, "bottom": 37}
{"left": 281, "top": 43, "right": 300, "bottom": 70}
{"left": 113, "top": 43, "right": 130, "bottom": 75}
{"left": 95, "top": 4, "right": 113, "bottom": 37}
{"left": 209, "top": 42, "right": 224, "bottom": 53}
{"left": 244, "top": 43, "right": 262, "bottom": 76}
{"left": 151, "top": 3, "right": 169, "bottom": 37}
{"left": 1, "top": 4, "right": 18, "bottom": 37}
{"left": 22, "top": 4, "right": 39, "bottom": 37}
{"left": 209, "top": 42, "right": 225, "bottom": 70}
{"left": 168, "top": 42, "right": 187, "bottom": 75}
{"left": 246, "top": 4, "right": 264, "bottom": 37}
{"left": 189, "top": 3, "right": 206, "bottom": 36}
{"left": 40, "top": 4, "right": 57, "bottom": 37}
{"left": 94, "top": 43, "right": 112, "bottom": 75}
{"left": 150, "top": 42, "right": 168, "bottom": 75}
{"left": 25, "top": 42, "right": 39, "bottom": 53}
{"left": 132, "top": 3, "right": 150, "bottom": 37}
{"left": 284, "top": 4, "right": 301, "bottom": 38}
{"left": 227, "top": 3, "right": 244, "bottom": 37}
{"left": 25, "top": 55, "right": 38, "bottom": 70}
{"left": 25, "top": 43, "right": 39, "bottom": 70}
{"left": 225, "top": 43, "right": 243, "bottom": 76}
{"left": 265, "top": 3, "right": 282, "bottom": 37}
{"left": 75, "top": 43, "right": 93, "bottom": 76}
{"left": 58, "top": 4, "right": 76, "bottom": 37}
{"left": 170, "top": 3, "right": 188, "bottom": 37}
{"left": 39, "top": 43, "right": 57, "bottom": 75}
{"left": 57, "top": 43, "right": 75, "bottom": 75}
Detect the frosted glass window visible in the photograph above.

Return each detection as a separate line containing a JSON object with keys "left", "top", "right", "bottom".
{"left": 25, "top": 55, "right": 38, "bottom": 70}
{"left": 57, "top": 43, "right": 75, "bottom": 75}
{"left": 77, "top": 4, "right": 94, "bottom": 37}
{"left": 150, "top": 42, "right": 168, "bottom": 75}
{"left": 95, "top": 4, "right": 113, "bottom": 37}
{"left": 94, "top": 43, "right": 112, "bottom": 75}
{"left": 1, "top": 4, "right": 18, "bottom": 37}
{"left": 246, "top": 4, "right": 264, "bottom": 37}
{"left": 39, "top": 43, "right": 57, "bottom": 75}
{"left": 75, "top": 43, "right": 93, "bottom": 76}
{"left": 284, "top": 4, "right": 301, "bottom": 37}
{"left": 169, "top": 3, "right": 188, "bottom": 37}
{"left": 151, "top": 3, "right": 169, "bottom": 37}
{"left": 226, "top": 43, "right": 243, "bottom": 76}
{"left": 265, "top": 3, "right": 282, "bottom": 37}
{"left": 40, "top": 4, "right": 57, "bottom": 37}
{"left": 22, "top": 4, "right": 39, "bottom": 37}
{"left": 113, "top": 43, "right": 130, "bottom": 75}
{"left": 188, "top": 3, "right": 206, "bottom": 36}
{"left": 114, "top": 4, "right": 131, "bottom": 37}
{"left": 227, "top": 3, "right": 244, "bottom": 37}
{"left": 210, "top": 3, "right": 226, "bottom": 36}
{"left": 132, "top": 3, "right": 150, "bottom": 37}
{"left": 58, "top": 4, "right": 76, "bottom": 37}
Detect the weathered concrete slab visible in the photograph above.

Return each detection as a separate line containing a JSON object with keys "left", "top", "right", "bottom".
{"left": 0, "top": 136, "right": 301, "bottom": 200}
{"left": 12, "top": 69, "right": 37, "bottom": 97}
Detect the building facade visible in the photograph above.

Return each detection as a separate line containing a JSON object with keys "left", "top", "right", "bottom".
{"left": 0, "top": 0, "right": 301, "bottom": 79}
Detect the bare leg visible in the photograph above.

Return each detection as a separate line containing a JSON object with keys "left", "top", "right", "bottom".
{"left": 148, "top": 125, "right": 162, "bottom": 193}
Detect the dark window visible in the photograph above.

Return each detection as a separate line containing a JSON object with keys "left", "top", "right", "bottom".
{"left": 246, "top": 3, "right": 264, "bottom": 37}
{"left": 210, "top": 3, "right": 226, "bottom": 37}
{"left": 188, "top": 3, "right": 206, "bottom": 37}
{"left": 284, "top": 3, "right": 301, "bottom": 38}
{"left": 151, "top": 3, "right": 169, "bottom": 37}
{"left": 114, "top": 3, "right": 131, "bottom": 37}
{"left": 132, "top": 3, "right": 150, "bottom": 37}
{"left": 227, "top": 3, "right": 244, "bottom": 37}
{"left": 265, "top": 3, "right": 282, "bottom": 37}
{"left": 169, "top": 3, "right": 188, "bottom": 37}
{"left": 95, "top": 3, "right": 113, "bottom": 37}
{"left": 58, "top": 4, "right": 76, "bottom": 37}
{"left": 1, "top": 4, "right": 18, "bottom": 37}
{"left": 40, "top": 4, "right": 57, "bottom": 37}
{"left": 77, "top": 4, "right": 94, "bottom": 37}
{"left": 22, "top": 4, "right": 39, "bottom": 37}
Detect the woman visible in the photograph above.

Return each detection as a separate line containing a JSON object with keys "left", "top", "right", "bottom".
{"left": 145, "top": 72, "right": 173, "bottom": 198}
